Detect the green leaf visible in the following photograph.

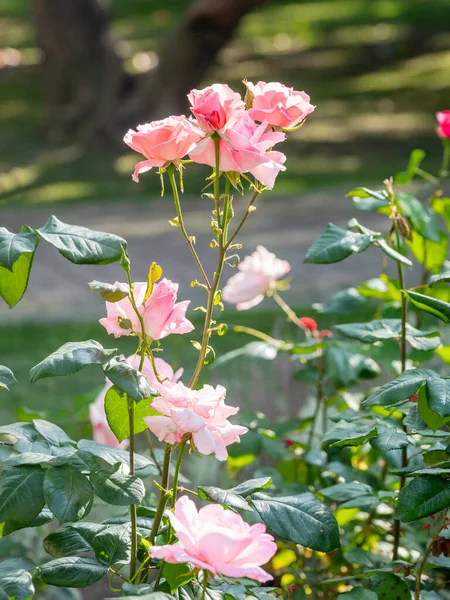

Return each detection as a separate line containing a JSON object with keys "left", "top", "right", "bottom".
{"left": 362, "top": 368, "right": 431, "bottom": 407}
{"left": 103, "top": 356, "right": 153, "bottom": 401}
{"left": 90, "top": 467, "right": 145, "bottom": 505}
{"left": 325, "top": 347, "right": 380, "bottom": 388}
{"left": 0, "top": 466, "right": 45, "bottom": 529}
{"left": 405, "top": 290, "right": 450, "bottom": 323}
{"left": 105, "top": 386, "right": 158, "bottom": 443}
{"left": 430, "top": 262, "right": 450, "bottom": 285}
{"left": 407, "top": 230, "right": 448, "bottom": 274}
{"left": 398, "top": 475, "right": 450, "bottom": 522}
{"left": 92, "top": 523, "right": 132, "bottom": 566}
{"left": 374, "top": 237, "right": 412, "bottom": 267}
{"left": 213, "top": 341, "right": 278, "bottom": 367}
{"left": 44, "top": 467, "right": 93, "bottom": 524}
{"left": 367, "top": 573, "right": 410, "bottom": 600}
{"left": 314, "top": 287, "right": 367, "bottom": 315}
{"left": 163, "top": 562, "right": 194, "bottom": 593}
{"left": 394, "top": 148, "right": 426, "bottom": 184}
{"left": 396, "top": 192, "right": 441, "bottom": 242}
{"left": 304, "top": 223, "right": 372, "bottom": 264}
{"left": 38, "top": 216, "right": 126, "bottom": 265}
{"left": 337, "top": 589, "right": 377, "bottom": 600}
{"left": 30, "top": 340, "right": 117, "bottom": 383}
{"left": 323, "top": 421, "right": 377, "bottom": 448}
{"left": 0, "top": 365, "right": 17, "bottom": 391}
{"left": 0, "top": 226, "right": 38, "bottom": 308}
{"left": 369, "top": 425, "right": 408, "bottom": 453}
{"left": 321, "top": 482, "right": 374, "bottom": 503}
{"left": 33, "top": 419, "right": 73, "bottom": 446}
{"left": 347, "top": 187, "right": 389, "bottom": 211}
{"left": 0, "top": 559, "right": 34, "bottom": 600}
{"left": 251, "top": 492, "right": 340, "bottom": 552}
{"left": 335, "top": 319, "right": 440, "bottom": 350}
{"left": 77, "top": 439, "right": 157, "bottom": 477}
{"left": 38, "top": 557, "right": 108, "bottom": 587}
{"left": 44, "top": 523, "right": 105, "bottom": 558}
{"left": 88, "top": 280, "right": 129, "bottom": 302}
{"left": 120, "top": 583, "right": 155, "bottom": 597}
{"left": 198, "top": 486, "right": 251, "bottom": 512}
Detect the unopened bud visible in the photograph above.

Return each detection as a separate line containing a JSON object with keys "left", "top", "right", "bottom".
{"left": 118, "top": 317, "right": 132, "bottom": 330}
{"left": 396, "top": 215, "right": 412, "bottom": 240}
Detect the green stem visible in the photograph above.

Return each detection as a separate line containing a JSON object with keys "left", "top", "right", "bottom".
{"left": 128, "top": 398, "right": 137, "bottom": 579}
{"left": 167, "top": 165, "right": 210, "bottom": 289}
{"left": 392, "top": 227, "right": 408, "bottom": 561}
{"left": 439, "top": 139, "right": 450, "bottom": 180}
{"left": 222, "top": 177, "right": 231, "bottom": 246}
{"left": 225, "top": 188, "right": 260, "bottom": 250}
{"left": 414, "top": 539, "right": 434, "bottom": 600}
{"left": 171, "top": 442, "right": 186, "bottom": 510}
{"left": 201, "top": 571, "right": 208, "bottom": 600}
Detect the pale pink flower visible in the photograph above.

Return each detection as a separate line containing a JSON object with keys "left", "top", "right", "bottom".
{"left": 189, "top": 114, "right": 286, "bottom": 188}
{"left": 223, "top": 245, "right": 291, "bottom": 310}
{"left": 246, "top": 81, "right": 315, "bottom": 129}
{"left": 437, "top": 110, "right": 450, "bottom": 139}
{"left": 89, "top": 356, "right": 182, "bottom": 449}
{"left": 99, "top": 279, "right": 194, "bottom": 340}
{"left": 188, "top": 84, "right": 245, "bottom": 134}
{"left": 150, "top": 496, "right": 276, "bottom": 582}
{"left": 124, "top": 116, "right": 202, "bottom": 182}
{"left": 144, "top": 381, "right": 248, "bottom": 461}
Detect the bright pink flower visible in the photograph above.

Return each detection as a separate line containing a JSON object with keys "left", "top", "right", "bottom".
{"left": 89, "top": 356, "right": 182, "bottom": 449}
{"left": 190, "top": 114, "right": 286, "bottom": 188}
{"left": 409, "top": 392, "right": 419, "bottom": 403}
{"left": 124, "top": 116, "right": 202, "bottom": 182}
{"left": 150, "top": 496, "right": 276, "bottom": 582}
{"left": 223, "top": 245, "right": 291, "bottom": 311}
{"left": 437, "top": 111, "right": 450, "bottom": 139}
{"left": 298, "top": 317, "right": 318, "bottom": 331}
{"left": 188, "top": 84, "right": 245, "bottom": 133}
{"left": 144, "top": 381, "right": 248, "bottom": 461}
{"left": 246, "top": 81, "right": 315, "bottom": 129}
{"left": 99, "top": 279, "right": 194, "bottom": 340}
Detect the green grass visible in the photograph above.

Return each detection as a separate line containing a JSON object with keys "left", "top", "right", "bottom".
{"left": 1, "top": 0, "right": 449, "bottom": 207}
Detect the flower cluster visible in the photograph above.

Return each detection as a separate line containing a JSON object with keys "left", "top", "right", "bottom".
{"left": 223, "top": 245, "right": 291, "bottom": 310}
{"left": 145, "top": 380, "right": 248, "bottom": 460}
{"left": 89, "top": 355, "right": 182, "bottom": 448}
{"left": 150, "top": 496, "right": 277, "bottom": 582}
{"left": 99, "top": 278, "right": 194, "bottom": 340}
{"left": 125, "top": 81, "right": 314, "bottom": 188}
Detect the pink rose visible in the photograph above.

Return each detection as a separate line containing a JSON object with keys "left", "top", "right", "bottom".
{"left": 99, "top": 278, "right": 194, "bottom": 340}
{"left": 437, "top": 111, "right": 450, "bottom": 139}
{"left": 144, "top": 381, "right": 248, "bottom": 461}
{"left": 223, "top": 245, "right": 291, "bottom": 310}
{"left": 246, "top": 81, "right": 315, "bottom": 129}
{"left": 150, "top": 496, "right": 276, "bottom": 582}
{"left": 89, "top": 356, "right": 182, "bottom": 449}
{"left": 124, "top": 116, "right": 202, "bottom": 182}
{"left": 190, "top": 114, "right": 286, "bottom": 188}
{"left": 188, "top": 84, "right": 245, "bottom": 133}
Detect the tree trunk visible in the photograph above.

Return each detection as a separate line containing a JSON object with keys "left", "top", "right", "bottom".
{"left": 32, "top": 0, "right": 267, "bottom": 145}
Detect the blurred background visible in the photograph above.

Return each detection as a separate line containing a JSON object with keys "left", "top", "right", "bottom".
{"left": 1, "top": 0, "right": 450, "bottom": 459}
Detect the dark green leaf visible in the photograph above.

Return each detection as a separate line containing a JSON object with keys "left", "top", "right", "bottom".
{"left": 323, "top": 421, "right": 377, "bottom": 448}
{"left": 38, "top": 216, "right": 126, "bottom": 265}
{"left": 406, "top": 290, "right": 450, "bottom": 323}
{"left": 44, "top": 467, "right": 93, "bottom": 523}
{"left": 315, "top": 288, "right": 367, "bottom": 315}
{"left": 0, "top": 226, "right": 38, "bottom": 271}
{"left": 0, "top": 366, "right": 17, "bottom": 391}
{"left": 320, "top": 482, "right": 374, "bottom": 503}
{"left": 304, "top": 223, "right": 372, "bottom": 264}
{"left": 198, "top": 486, "right": 251, "bottom": 512}
{"left": 43, "top": 523, "right": 104, "bottom": 558}
{"left": 347, "top": 187, "right": 389, "bottom": 211}
{"left": 0, "top": 559, "right": 34, "bottom": 600}
{"left": 430, "top": 263, "right": 450, "bottom": 285}
{"left": 374, "top": 237, "right": 412, "bottom": 267}
{"left": 325, "top": 347, "right": 380, "bottom": 388}
{"left": 0, "top": 466, "right": 45, "bottom": 529}
{"left": 337, "top": 589, "right": 377, "bottom": 600}
{"left": 33, "top": 419, "right": 73, "bottom": 446}
{"left": 92, "top": 523, "right": 131, "bottom": 566}
{"left": 251, "top": 492, "right": 340, "bottom": 552}
{"left": 163, "top": 562, "right": 194, "bottom": 593}
{"left": 398, "top": 475, "right": 450, "bottom": 522}
{"left": 335, "top": 319, "right": 439, "bottom": 349}
{"left": 362, "top": 368, "right": 431, "bottom": 407}
{"left": 103, "top": 356, "right": 153, "bottom": 401}
{"left": 88, "top": 280, "right": 129, "bottom": 302}
{"left": 38, "top": 557, "right": 108, "bottom": 587}
{"left": 369, "top": 573, "right": 411, "bottom": 599}
{"left": 370, "top": 426, "right": 408, "bottom": 453}
{"left": 105, "top": 386, "right": 158, "bottom": 443}
{"left": 90, "top": 468, "right": 145, "bottom": 505}
{"left": 396, "top": 192, "right": 441, "bottom": 242}
{"left": 77, "top": 439, "right": 157, "bottom": 477}
{"left": 30, "top": 340, "right": 117, "bottom": 383}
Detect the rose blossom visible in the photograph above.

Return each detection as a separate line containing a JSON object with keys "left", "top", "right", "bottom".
{"left": 223, "top": 245, "right": 291, "bottom": 310}
{"left": 144, "top": 381, "right": 248, "bottom": 461}
{"left": 298, "top": 317, "right": 318, "bottom": 331}
{"left": 437, "top": 111, "right": 450, "bottom": 139}
{"left": 99, "top": 278, "right": 194, "bottom": 340}
{"left": 246, "top": 81, "right": 315, "bottom": 129}
{"left": 124, "top": 116, "right": 202, "bottom": 182}
{"left": 188, "top": 83, "right": 245, "bottom": 133}
{"left": 89, "top": 356, "right": 182, "bottom": 449}
{"left": 190, "top": 113, "right": 286, "bottom": 188}
{"left": 150, "top": 496, "right": 276, "bottom": 582}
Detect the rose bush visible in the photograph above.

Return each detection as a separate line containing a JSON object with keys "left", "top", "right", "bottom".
{"left": 0, "top": 80, "right": 450, "bottom": 600}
